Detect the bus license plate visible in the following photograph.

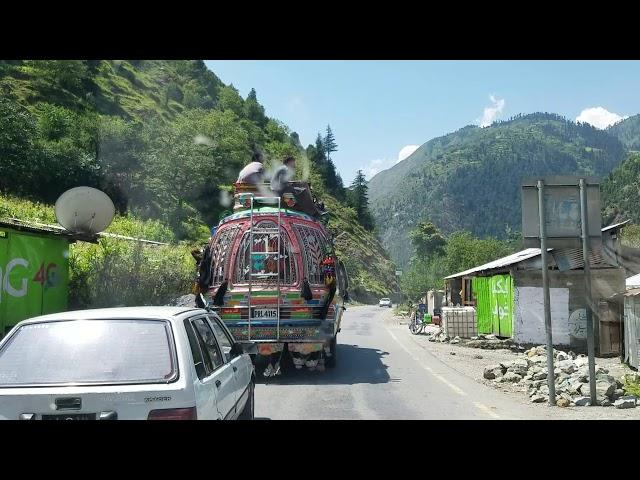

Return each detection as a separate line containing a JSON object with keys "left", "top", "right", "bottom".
{"left": 253, "top": 309, "right": 277, "bottom": 319}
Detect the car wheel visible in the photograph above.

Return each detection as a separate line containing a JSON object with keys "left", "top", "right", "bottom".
{"left": 325, "top": 336, "right": 337, "bottom": 368}
{"left": 238, "top": 380, "right": 255, "bottom": 420}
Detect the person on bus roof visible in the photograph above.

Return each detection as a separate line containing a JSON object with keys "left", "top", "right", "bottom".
{"left": 270, "top": 155, "right": 296, "bottom": 196}
{"left": 237, "top": 151, "right": 265, "bottom": 184}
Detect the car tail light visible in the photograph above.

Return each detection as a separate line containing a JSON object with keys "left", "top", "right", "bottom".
{"left": 148, "top": 407, "right": 197, "bottom": 420}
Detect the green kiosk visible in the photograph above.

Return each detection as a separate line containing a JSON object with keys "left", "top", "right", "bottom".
{"left": 0, "top": 187, "right": 112, "bottom": 337}
{"left": 1, "top": 221, "right": 72, "bottom": 336}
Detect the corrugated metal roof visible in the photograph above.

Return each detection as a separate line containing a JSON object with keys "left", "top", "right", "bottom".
{"left": 627, "top": 273, "right": 640, "bottom": 288}
{"left": 0, "top": 218, "right": 90, "bottom": 241}
{"left": 0, "top": 218, "right": 168, "bottom": 245}
{"left": 445, "top": 222, "right": 629, "bottom": 281}
{"left": 444, "top": 248, "right": 543, "bottom": 279}
{"left": 602, "top": 220, "right": 630, "bottom": 232}
{"left": 551, "top": 246, "right": 603, "bottom": 271}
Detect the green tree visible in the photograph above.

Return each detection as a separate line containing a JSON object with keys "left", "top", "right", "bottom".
{"left": 244, "top": 88, "right": 267, "bottom": 128}
{"left": 182, "top": 80, "right": 215, "bottom": 109}
{"left": 348, "top": 170, "right": 375, "bottom": 231}
{"left": 29, "top": 60, "right": 89, "bottom": 93}
{"left": 217, "top": 84, "right": 244, "bottom": 116}
{"left": 602, "top": 152, "right": 640, "bottom": 223}
{"left": 164, "top": 81, "right": 183, "bottom": 106}
{"left": 0, "top": 97, "right": 39, "bottom": 195}
{"left": 140, "top": 109, "right": 249, "bottom": 236}
{"left": 444, "top": 231, "right": 515, "bottom": 275}
{"left": 324, "top": 124, "right": 338, "bottom": 161}
{"left": 401, "top": 256, "right": 447, "bottom": 301}
{"left": 97, "top": 116, "right": 145, "bottom": 212}
{"left": 36, "top": 103, "right": 75, "bottom": 141}
{"left": 409, "top": 221, "right": 447, "bottom": 259}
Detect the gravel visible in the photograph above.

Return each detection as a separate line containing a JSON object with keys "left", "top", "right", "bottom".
{"left": 385, "top": 311, "right": 640, "bottom": 419}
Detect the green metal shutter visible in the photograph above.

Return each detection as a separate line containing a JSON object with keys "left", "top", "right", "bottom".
{"left": 473, "top": 277, "right": 492, "bottom": 334}
{"left": 473, "top": 274, "right": 514, "bottom": 337}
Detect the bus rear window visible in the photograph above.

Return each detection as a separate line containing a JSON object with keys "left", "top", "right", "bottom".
{"left": 234, "top": 221, "right": 298, "bottom": 285}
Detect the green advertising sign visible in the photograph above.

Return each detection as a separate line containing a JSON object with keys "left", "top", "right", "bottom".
{"left": 0, "top": 229, "right": 69, "bottom": 333}
{"left": 473, "top": 274, "right": 513, "bottom": 337}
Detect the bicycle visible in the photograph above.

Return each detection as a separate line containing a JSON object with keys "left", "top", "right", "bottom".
{"left": 409, "top": 308, "right": 432, "bottom": 335}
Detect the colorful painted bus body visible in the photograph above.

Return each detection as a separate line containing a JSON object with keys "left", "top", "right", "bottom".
{"left": 203, "top": 202, "right": 348, "bottom": 369}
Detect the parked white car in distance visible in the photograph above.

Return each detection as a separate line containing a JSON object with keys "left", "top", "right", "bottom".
{"left": 379, "top": 298, "right": 392, "bottom": 308}
{"left": 0, "top": 306, "right": 256, "bottom": 420}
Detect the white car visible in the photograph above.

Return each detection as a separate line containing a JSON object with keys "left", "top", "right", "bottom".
{"left": 0, "top": 307, "right": 256, "bottom": 420}
{"left": 379, "top": 298, "right": 392, "bottom": 308}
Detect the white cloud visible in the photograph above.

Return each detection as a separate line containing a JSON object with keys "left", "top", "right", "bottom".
{"left": 397, "top": 145, "right": 419, "bottom": 164}
{"left": 362, "top": 145, "right": 421, "bottom": 180}
{"left": 477, "top": 94, "right": 505, "bottom": 127}
{"left": 363, "top": 159, "right": 387, "bottom": 179}
{"left": 576, "top": 107, "right": 628, "bottom": 129}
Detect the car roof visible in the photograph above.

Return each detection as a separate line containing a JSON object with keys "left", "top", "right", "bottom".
{"left": 17, "top": 306, "right": 205, "bottom": 325}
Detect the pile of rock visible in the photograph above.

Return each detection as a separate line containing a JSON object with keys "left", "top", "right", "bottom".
{"left": 425, "top": 329, "right": 522, "bottom": 351}
{"left": 425, "top": 327, "right": 449, "bottom": 343}
{"left": 483, "top": 345, "right": 637, "bottom": 408}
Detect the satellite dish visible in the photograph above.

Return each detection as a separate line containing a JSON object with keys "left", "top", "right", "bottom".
{"left": 55, "top": 187, "right": 116, "bottom": 235}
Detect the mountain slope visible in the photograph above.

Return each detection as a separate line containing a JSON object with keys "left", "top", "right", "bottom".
{"left": 602, "top": 152, "right": 640, "bottom": 223}
{"left": 368, "top": 113, "right": 627, "bottom": 267}
{"left": 0, "top": 60, "right": 224, "bottom": 122}
{"left": 608, "top": 114, "right": 640, "bottom": 151}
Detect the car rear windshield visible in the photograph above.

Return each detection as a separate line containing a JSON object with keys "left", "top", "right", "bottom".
{"left": 0, "top": 319, "right": 177, "bottom": 387}
{"left": 381, "top": 298, "right": 390, "bottom": 301}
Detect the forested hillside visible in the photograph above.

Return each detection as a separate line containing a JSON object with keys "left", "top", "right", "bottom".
{"left": 368, "top": 113, "right": 628, "bottom": 267}
{"left": 0, "top": 60, "right": 396, "bottom": 303}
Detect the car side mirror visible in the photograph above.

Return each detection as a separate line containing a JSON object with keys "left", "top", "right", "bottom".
{"left": 231, "top": 342, "right": 257, "bottom": 357}
{"left": 194, "top": 361, "right": 207, "bottom": 379}
{"left": 230, "top": 343, "right": 243, "bottom": 357}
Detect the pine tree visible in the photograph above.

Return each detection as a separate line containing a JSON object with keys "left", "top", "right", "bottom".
{"left": 324, "top": 124, "right": 338, "bottom": 161}
{"left": 348, "top": 170, "right": 375, "bottom": 231}
{"left": 314, "top": 133, "right": 329, "bottom": 178}
{"left": 244, "top": 88, "right": 267, "bottom": 127}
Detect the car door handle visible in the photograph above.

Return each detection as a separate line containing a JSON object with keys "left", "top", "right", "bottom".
{"left": 215, "top": 380, "right": 222, "bottom": 388}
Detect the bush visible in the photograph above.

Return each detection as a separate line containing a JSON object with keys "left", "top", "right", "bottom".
{"left": 2, "top": 194, "right": 197, "bottom": 309}
{"left": 69, "top": 238, "right": 194, "bottom": 309}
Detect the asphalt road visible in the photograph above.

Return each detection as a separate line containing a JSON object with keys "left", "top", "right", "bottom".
{"left": 254, "top": 305, "right": 552, "bottom": 420}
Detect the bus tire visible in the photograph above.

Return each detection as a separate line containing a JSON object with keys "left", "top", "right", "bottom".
{"left": 326, "top": 336, "right": 337, "bottom": 368}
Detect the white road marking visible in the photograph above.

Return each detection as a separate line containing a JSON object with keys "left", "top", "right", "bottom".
{"left": 386, "top": 322, "right": 508, "bottom": 419}
{"left": 474, "top": 402, "right": 501, "bottom": 419}
{"left": 431, "top": 373, "right": 467, "bottom": 397}
{"left": 387, "top": 328, "right": 466, "bottom": 396}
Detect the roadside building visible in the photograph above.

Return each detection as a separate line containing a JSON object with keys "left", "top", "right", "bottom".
{"left": 0, "top": 219, "right": 98, "bottom": 337}
{"left": 443, "top": 223, "right": 627, "bottom": 356}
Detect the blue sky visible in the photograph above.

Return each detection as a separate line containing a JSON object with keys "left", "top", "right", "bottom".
{"left": 205, "top": 60, "right": 640, "bottom": 183}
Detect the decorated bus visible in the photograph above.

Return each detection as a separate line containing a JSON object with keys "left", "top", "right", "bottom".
{"left": 194, "top": 181, "right": 349, "bottom": 376}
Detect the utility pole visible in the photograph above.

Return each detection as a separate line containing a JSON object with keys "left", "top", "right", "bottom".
{"left": 579, "top": 178, "right": 598, "bottom": 405}
{"left": 537, "top": 180, "right": 556, "bottom": 406}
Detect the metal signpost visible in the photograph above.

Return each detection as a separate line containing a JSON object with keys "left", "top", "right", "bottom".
{"left": 522, "top": 176, "right": 601, "bottom": 407}
{"left": 579, "top": 179, "right": 598, "bottom": 404}
{"left": 537, "top": 180, "right": 556, "bottom": 405}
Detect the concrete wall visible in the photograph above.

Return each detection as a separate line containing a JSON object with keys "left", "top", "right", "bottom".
{"left": 512, "top": 267, "right": 625, "bottom": 353}
{"left": 513, "top": 285, "right": 570, "bottom": 346}
{"left": 426, "top": 290, "right": 444, "bottom": 316}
